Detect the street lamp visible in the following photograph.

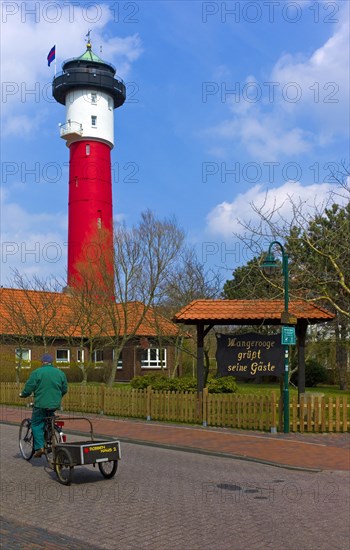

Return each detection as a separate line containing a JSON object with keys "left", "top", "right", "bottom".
{"left": 261, "top": 241, "right": 290, "bottom": 434}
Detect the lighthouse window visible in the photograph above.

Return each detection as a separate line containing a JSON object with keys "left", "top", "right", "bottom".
{"left": 91, "top": 115, "right": 97, "bottom": 127}
{"left": 108, "top": 97, "right": 112, "bottom": 111}
{"left": 91, "top": 92, "right": 97, "bottom": 104}
{"left": 86, "top": 144, "right": 90, "bottom": 156}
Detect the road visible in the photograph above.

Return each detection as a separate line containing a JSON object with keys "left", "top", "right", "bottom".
{"left": 1, "top": 423, "right": 349, "bottom": 549}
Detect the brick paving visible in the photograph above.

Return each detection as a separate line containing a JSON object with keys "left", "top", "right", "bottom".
{"left": 1, "top": 420, "right": 349, "bottom": 550}
{"left": 0, "top": 515, "right": 100, "bottom": 549}
{"left": 1, "top": 405, "right": 349, "bottom": 471}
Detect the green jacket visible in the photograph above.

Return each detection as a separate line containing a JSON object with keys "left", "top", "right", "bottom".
{"left": 21, "top": 364, "right": 68, "bottom": 409}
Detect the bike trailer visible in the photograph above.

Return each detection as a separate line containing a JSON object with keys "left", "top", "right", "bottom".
{"left": 54, "top": 439, "right": 121, "bottom": 466}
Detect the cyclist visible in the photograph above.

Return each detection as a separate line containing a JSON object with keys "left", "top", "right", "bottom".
{"left": 20, "top": 353, "right": 68, "bottom": 457}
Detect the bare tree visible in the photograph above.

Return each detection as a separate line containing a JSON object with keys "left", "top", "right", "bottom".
{"left": 162, "top": 246, "right": 223, "bottom": 310}
{"left": 1, "top": 271, "right": 64, "bottom": 381}
{"left": 64, "top": 268, "right": 112, "bottom": 385}
{"left": 101, "top": 210, "right": 185, "bottom": 386}
{"left": 159, "top": 245, "right": 223, "bottom": 383}
{"left": 228, "top": 175, "right": 349, "bottom": 389}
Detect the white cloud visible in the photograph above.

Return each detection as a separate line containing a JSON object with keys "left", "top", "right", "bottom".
{"left": 205, "top": 5, "right": 349, "bottom": 160}
{"left": 1, "top": 3, "right": 143, "bottom": 135}
{"left": 0, "top": 189, "right": 67, "bottom": 283}
{"left": 206, "top": 181, "right": 346, "bottom": 238}
{"left": 271, "top": 14, "right": 349, "bottom": 136}
{"left": 211, "top": 107, "right": 313, "bottom": 161}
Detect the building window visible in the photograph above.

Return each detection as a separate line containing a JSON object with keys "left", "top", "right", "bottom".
{"left": 91, "top": 92, "right": 97, "bottom": 104}
{"left": 86, "top": 144, "right": 90, "bottom": 156}
{"left": 56, "top": 349, "right": 70, "bottom": 363}
{"left": 91, "top": 115, "right": 97, "bottom": 127}
{"left": 113, "top": 349, "right": 123, "bottom": 369}
{"left": 15, "top": 348, "right": 31, "bottom": 365}
{"left": 141, "top": 348, "right": 167, "bottom": 369}
{"left": 77, "top": 349, "right": 85, "bottom": 363}
{"left": 92, "top": 349, "right": 104, "bottom": 363}
{"left": 108, "top": 97, "right": 112, "bottom": 111}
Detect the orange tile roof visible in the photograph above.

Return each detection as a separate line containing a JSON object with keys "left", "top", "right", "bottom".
{"left": 0, "top": 288, "right": 179, "bottom": 338}
{"left": 173, "top": 300, "right": 335, "bottom": 325}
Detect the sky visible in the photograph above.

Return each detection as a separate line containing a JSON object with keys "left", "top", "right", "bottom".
{"left": 1, "top": 0, "right": 349, "bottom": 286}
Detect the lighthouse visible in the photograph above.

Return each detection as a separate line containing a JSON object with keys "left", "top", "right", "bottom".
{"left": 52, "top": 36, "right": 126, "bottom": 289}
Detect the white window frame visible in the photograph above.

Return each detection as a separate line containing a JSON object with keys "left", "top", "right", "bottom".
{"left": 15, "top": 348, "right": 31, "bottom": 366}
{"left": 77, "top": 349, "right": 85, "bottom": 363}
{"left": 91, "top": 115, "right": 97, "bottom": 127}
{"left": 56, "top": 349, "right": 70, "bottom": 363}
{"left": 92, "top": 349, "right": 104, "bottom": 364}
{"left": 141, "top": 348, "right": 167, "bottom": 369}
{"left": 112, "top": 349, "right": 123, "bottom": 370}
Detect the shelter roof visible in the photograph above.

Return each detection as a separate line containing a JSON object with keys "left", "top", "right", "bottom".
{"left": 173, "top": 299, "right": 335, "bottom": 325}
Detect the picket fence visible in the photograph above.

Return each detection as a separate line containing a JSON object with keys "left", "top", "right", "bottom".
{"left": 0, "top": 382, "right": 348, "bottom": 432}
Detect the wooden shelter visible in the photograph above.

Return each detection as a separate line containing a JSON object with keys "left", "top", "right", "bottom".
{"left": 173, "top": 300, "right": 335, "bottom": 393}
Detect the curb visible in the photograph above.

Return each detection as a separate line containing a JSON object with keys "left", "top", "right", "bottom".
{"left": 3, "top": 419, "right": 322, "bottom": 473}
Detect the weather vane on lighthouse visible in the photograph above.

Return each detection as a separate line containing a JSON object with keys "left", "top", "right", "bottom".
{"left": 86, "top": 29, "right": 92, "bottom": 47}
{"left": 52, "top": 36, "right": 126, "bottom": 291}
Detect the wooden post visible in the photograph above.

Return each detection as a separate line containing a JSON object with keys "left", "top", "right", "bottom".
{"left": 278, "top": 378, "right": 283, "bottom": 432}
{"left": 299, "top": 394, "right": 305, "bottom": 433}
{"left": 196, "top": 323, "right": 204, "bottom": 394}
{"left": 146, "top": 385, "right": 152, "bottom": 421}
{"left": 342, "top": 396, "right": 347, "bottom": 433}
{"left": 296, "top": 320, "right": 307, "bottom": 399}
{"left": 292, "top": 396, "right": 298, "bottom": 432}
{"left": 328, "top": 397, "right": 333, "bottom": 432}
{"left": 271, "top": 392, "right": 277, "bottom": 432}
{"left": 100, "top": 384, "right": 105, "bottom": 415}
{"left": 335, "top": 396, "right": 340, "bottom": 432}
{"left": 202, "top": 387, "right": 208, "bottom": 427}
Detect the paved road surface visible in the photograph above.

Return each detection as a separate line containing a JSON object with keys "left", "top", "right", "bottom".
{"left": 1, "top": 424, "right": 349, "bottom": 549}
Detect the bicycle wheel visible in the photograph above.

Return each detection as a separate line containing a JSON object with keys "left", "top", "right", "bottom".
{"left": 19, "top": 419, "right": 34, "bottom": 460}
{"left": 54, "top": 448, "right": 73, "bottom": 486}
{"left": 98, "top": 460, "right": 118, "bottom": 479}
{"left": 45, "top": 427, "right": 62, "bottom": 466}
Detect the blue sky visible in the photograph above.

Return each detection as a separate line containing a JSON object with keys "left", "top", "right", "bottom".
{"left": 1, "top": 0, "right": 349, "bottom": 285}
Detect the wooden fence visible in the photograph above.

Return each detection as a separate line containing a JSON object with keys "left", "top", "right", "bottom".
{"left": 0, "top": 383, "right": 348, "bottom": 432}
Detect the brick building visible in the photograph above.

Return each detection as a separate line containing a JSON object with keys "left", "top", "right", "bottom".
{"left": 0, "top": 287, "right": 180, "bottom": 382}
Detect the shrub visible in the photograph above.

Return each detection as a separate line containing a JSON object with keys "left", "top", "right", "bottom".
{"left": 64, "top": 363, "right": 84, "bottom": 383}
{"left": 130, "top": 374, "right": 197, "bottom": 392}
{"left": 130, "top": 374, "right": 236, "bottom": 393}
{"left": 0, "top": 358, "right": 42, "bottom": 383}
{"left": 207, "top": 376, "right": 238, "bottom": 394}
{"left": 174, "top": 377, "right": 197, "bottom": 392}
{"left": 130, "top": 374, "right": 165, "bottom": 389}
{"left": 304, "top": 359, "right": 328, "bottom": 387}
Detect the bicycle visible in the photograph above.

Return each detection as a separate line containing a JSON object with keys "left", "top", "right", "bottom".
{"left": 19, "top": 408, "right": 66, "bottom": 465}
{"left": 19, "top": 409, "right": 121, "bottom": 485}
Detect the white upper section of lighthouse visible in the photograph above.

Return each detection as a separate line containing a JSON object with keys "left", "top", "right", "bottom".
{"left": 52, "top": 39, "right": 126, "bottom": 149}
{"left": 60, "top": 89, "right": 115, "bottom": 148}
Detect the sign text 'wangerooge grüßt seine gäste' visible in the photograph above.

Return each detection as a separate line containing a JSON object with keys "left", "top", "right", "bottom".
{"left": 216, "top": 333, "right": 284, "bottom": 379}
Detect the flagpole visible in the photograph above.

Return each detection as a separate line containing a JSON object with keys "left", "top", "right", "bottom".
{"left": 54, "top": 49, "right": 57, "bottom": 76}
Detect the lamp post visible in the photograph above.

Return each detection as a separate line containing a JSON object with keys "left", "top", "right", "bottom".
{"left": 261, "top": 241, "right": 290, "bottom": 434}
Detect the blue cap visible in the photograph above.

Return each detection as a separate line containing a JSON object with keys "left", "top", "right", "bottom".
{"left": 41, "top": 353, "right": 53, "bottom": 363}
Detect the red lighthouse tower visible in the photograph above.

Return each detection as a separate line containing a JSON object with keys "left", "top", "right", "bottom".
{"left": 53, "top": 36, "right": 126, "bottom": 289}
